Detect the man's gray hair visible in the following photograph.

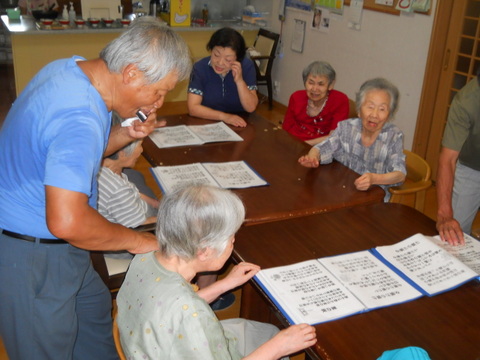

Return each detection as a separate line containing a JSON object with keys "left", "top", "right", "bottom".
{"left": 108, "top": 112, "right": 139, "bottom": 160}
{"left": 355, "top": 77, "right": 400, "bottom": 120}
{"left": 302, "top": 61, "right": 336, "bottom": 85}
{"left": 100, "top": 16, "right": 191, "bottom": 84}
{"left": 155, "top": 185, "right": 245, "bottom": 259}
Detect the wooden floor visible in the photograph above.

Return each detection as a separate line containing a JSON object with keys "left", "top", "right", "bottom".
{"left": 0, "top": 63, "right": 479, "bottom": 359}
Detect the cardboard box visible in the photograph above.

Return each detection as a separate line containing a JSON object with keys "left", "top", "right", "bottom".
{"left": 161, "top": 0, "right": 190, "bottom": 27}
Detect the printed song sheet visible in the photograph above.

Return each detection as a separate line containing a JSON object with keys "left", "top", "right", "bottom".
{"left": 255, "top": 260, "right": 366, "bottom": 325}
{"left": 255, "top": 233, "right": 480, "bottom": 325}
{"left": 151, "top": 161, "right": 268, "bottom": 194}
{"left": 149, "top": 122, "right": 243, "bottom": 148}
{"left": 318, "top": 251, "right": 422, "bottom": 309}
{"left": 373, "top": 234, "right": 479, "bottom": 295}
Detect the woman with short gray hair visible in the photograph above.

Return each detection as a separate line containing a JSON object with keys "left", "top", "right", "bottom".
{"left": 283, "top": 60, "right": 350, "bottom": 145}
{"left": 117, "top": 185, "right": 317, "bottom": 359}
{"left": 299, "top": 77, "right": 406, "bottom": 201}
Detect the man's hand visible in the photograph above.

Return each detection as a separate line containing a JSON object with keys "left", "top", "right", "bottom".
{"left": 436, "top": 216, "right": 465, "bottom": 245}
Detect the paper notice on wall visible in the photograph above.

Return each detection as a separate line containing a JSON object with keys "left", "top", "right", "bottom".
{"left": 348, "top": 0, "right": 363, "bottom": 31}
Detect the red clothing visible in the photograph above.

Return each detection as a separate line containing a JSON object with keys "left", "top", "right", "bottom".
{"left": 282, "top": 89, "right": 350, "bottom": 141}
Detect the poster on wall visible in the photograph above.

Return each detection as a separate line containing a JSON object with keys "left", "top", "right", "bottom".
{"left": 285, "top": 0, "right": 312, "bottom": 11}
{"left": 291, "top": 19, "right": 306, "bottom": 53}
{"left": 314, "top": 0, "right": 344, "bottom": 15}
{"left": 311, "top": 7, "right": 331, "bottom": 32}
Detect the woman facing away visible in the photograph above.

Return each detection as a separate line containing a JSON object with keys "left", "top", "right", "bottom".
{"left": 298, "top": 77, "right": 406, "bottom": 201}
{"left": 187, "top": 27, "right": 259, "bottom": 128}
{"left": 117, "top": 184, "right": 317, "bottom": 359}
{"left": 282, "top": 61, "right": 350, "bottom": 145}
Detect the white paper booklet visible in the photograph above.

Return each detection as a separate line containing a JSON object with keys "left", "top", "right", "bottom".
{"left": 150, "top": 161, "right": 268, "bottom": 194}
{"left": 255, "top": 233, "right": 480, "bottom": 325}
{"left": 149, "top": 122, "right": 243, "bottom": 148}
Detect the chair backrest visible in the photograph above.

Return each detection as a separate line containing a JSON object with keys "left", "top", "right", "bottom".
{"left": 389, "top": 150, "right": 432, "bottom": 212}
{"left": 252, "top": 28, "right": 280, "bottom": 76}
{"left": 404, "top": 149, "right": 431, "bottom": 183}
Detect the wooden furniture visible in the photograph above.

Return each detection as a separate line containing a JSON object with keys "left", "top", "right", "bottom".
{"left": 233, "top": 203, "right": 480, "bottom": 360}
{"left": 113, "top": 314, "right": 127, "bottom": 360}
{"left": 389, "top": 149, "right": 432, "bottom": 212}
{"left": 142, "top": 113, "right": 384, "bottom": 225}
{"left": 249, "top": 28, "right": 280, "bottom": 110}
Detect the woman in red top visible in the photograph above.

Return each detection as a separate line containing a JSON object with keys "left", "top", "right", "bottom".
{"left": 282, "top": 61, "right": 350, "bottom": 145}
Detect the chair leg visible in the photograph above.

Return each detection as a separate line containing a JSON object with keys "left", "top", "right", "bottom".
{"left": 266, "top": 80, "right": 273, "bottom": 110}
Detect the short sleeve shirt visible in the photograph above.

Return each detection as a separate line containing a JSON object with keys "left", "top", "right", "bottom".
{"left": 442, "top": 77, "right": 480, "bottom": 170}
{"left": 314, "top": 118, "right": 406, "bottom": 201}
{"left": 188, "top": 56, "right": 257, "bottom": 113}
{"left": 117, "top": 252, "right": 242, "bottom": 360}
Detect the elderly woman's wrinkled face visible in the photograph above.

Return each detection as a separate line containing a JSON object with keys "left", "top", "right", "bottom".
{"left": 305, "top": 74, "right": 333, "bottom": 103}
{"left": 210, "top": 46, "right": 237, "bottom": 76}
{"left": 359, "top": 89, "right": 391, "bottom": 134}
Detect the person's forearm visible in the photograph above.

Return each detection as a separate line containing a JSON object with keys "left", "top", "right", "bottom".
{"left": 436, "top": 148, "right": 458, "bottom": 219}
{"left": 236, "top": 81, "right": 258, "bottom": 113}
{"left": 46, "top": 186, "right": 154, "bottom": 252}
{"left": 371, "top": 171, "right": 406, "bottom": 186}
{"left": 140, "top": 194, "right": 160, "bottom": 209}
{"left": 188, "top": 103, "right": 229, "bottom": 122}
{"left": 105, "top": 124, "right": 134, "bottom": 157}
{"left": 196, "top": 278, "right": 231, "bottom": 303}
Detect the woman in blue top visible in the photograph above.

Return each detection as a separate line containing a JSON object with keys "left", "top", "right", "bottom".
{"left": 188, "top": 27, "right": 258, "bottom": 127}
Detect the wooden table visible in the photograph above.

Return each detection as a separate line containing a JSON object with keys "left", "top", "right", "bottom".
{"left": 143, "top": 113, "right": 384, "bottom": 225}
{"left": 233, "top": 203, "right": 480, "bottom": 360}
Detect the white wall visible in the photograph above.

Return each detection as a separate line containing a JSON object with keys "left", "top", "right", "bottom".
{"left": 262, "top": 1, "right": 436, "bottom": 149}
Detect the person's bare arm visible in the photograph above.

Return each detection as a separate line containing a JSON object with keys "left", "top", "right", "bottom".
{"left": 354, "top": 171, "right": 406, "bottom": 191}
{"left": 105, "top": 113, "right": 166, "bottom": 157}
{"left": 231, "top": 61, "right": 258, "bottom": 113}
{"left": 187, "top": 93, "right": 247, "bottom": 127}
{"left": 436, "top": 147, "right": 464, "bottom": 245}
{"left": 298, "top": 147, "right": 320, "bottom": 168}
{"left": 243, "top": 324, "right": 317, "bottom": 360}
{"left": 46, "top": 186, "right": 158, "bottom": 253}
{"left": 197, "top": 262, "right": 259, "bottom": 303}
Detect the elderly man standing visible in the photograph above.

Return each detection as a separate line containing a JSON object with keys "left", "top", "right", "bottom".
{"left": 0, "top": 17, "right": 191, "bottom": 360}
{"left": 436, "top": 68, "right": 480, "bottom": 246}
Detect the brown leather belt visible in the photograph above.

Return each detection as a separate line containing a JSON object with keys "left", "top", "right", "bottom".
{"left": 1, "top": 229, "right": 68, "bottom": 244}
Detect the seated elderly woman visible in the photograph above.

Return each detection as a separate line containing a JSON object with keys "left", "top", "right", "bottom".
{"left": 98, "top": 139, "right": 158, "bottom": 228}
{"left": 187, "top": 27, "right": 258, "bottom": 128}
{"left": 298, "top": 77, "right": 406, "bottom": 201}
{"left": 283, "top": 61, "right": 350, "bottom": 145}
{"left": 117, "top": 185, "right": 317, "bottom": 359}
{"left": 98, "top": 113, "right": 158, "bottom": 228}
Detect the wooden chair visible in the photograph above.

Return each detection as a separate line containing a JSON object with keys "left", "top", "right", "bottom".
{"left": 248, "top": 28, "right": 280, "bottom": 110}
{"left": 90, "top": 223, "right": 156, "bottom": 299}
{"left": 113, "top": 313, "right": 127, "bottom": 360}
{"left": 389, "top": 150, "right": 432, "bottom": 212}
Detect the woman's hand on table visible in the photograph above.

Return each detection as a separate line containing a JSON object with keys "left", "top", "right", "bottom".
{"left": 298, "top": 147, "right": 320, "bottom": 168}
{"left": 354, "top": 173, "right": 374, "bottom": 191}
{"left": 221, "top": 113, "right": 247, "bottom": 127}
{"left": 220, "top": 262, "right": 260, "bottom": 290}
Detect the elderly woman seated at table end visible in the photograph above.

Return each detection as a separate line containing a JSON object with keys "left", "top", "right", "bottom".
{"left": 298, "top": 77, "right": 406, "bottom": 201}
{"left": 282, "top": 61, "right": 350, "bottom": 146}
{"left": 117, "top": 184, "right": 317, "bottom": 359}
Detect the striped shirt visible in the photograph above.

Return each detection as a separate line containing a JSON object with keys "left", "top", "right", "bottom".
{"left": 97, "top": 167, "right": 149, "bottom": 228}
